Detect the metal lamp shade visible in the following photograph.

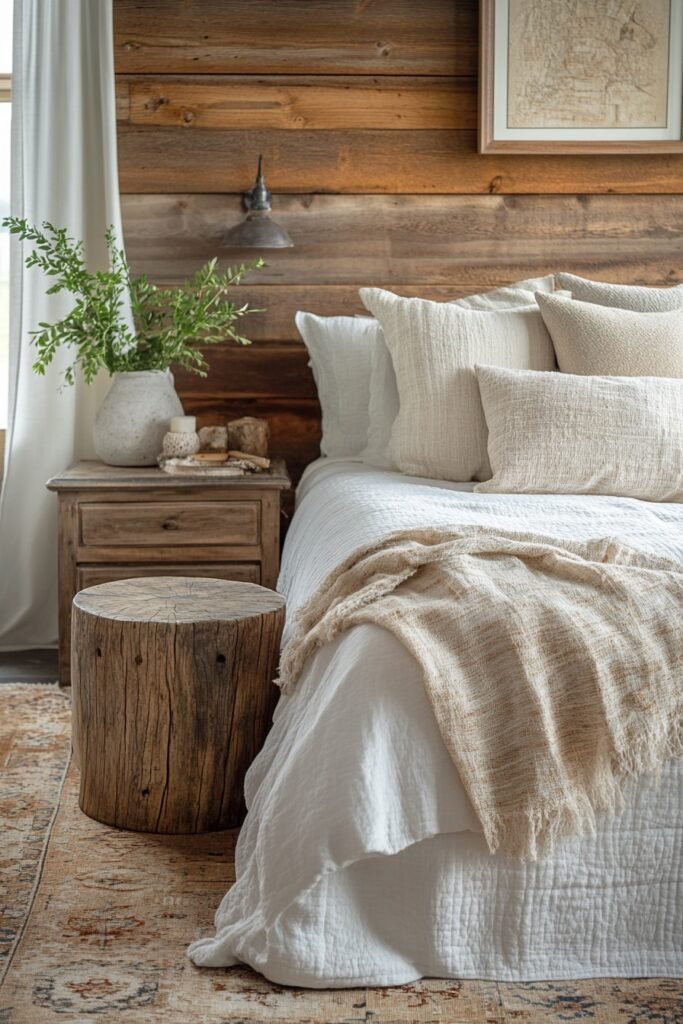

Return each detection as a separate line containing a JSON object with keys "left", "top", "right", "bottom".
{"left": 223, "top": 210, "right": 293, "bottom": 249}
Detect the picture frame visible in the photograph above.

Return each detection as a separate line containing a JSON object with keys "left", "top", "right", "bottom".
{"left": 479, "top": 0, "right": 683, "bottom": 153}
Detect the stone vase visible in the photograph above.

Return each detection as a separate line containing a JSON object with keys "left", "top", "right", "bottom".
{"left": 93, "top": 370, "right": 184, "bottom": 467}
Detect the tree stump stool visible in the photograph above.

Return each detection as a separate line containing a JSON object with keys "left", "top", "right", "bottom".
{"left": 71, "top": 577, "right": 285, "bottom": 833}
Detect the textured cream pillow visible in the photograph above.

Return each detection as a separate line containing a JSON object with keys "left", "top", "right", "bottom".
{"left": 359, "top": 288, "right": 556, "bottom": 482}
{"left": 536, "top": 292, "right": 683, "bottom": 377}
{"left": 556, "top": 273, "right": 683, "bottom": 312}
{"left": 359, "top": 276, "right": 560, "bottom": 470}
{"left": 475, "top": 366, "right": 683, "bottom": 502}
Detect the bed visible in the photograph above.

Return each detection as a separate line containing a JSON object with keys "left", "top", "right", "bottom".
{"left": 188, "top": 458, "right": 683, "bottom": 987}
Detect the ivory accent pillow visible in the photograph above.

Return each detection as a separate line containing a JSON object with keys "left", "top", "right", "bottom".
{"left": 359, "top": 288, "right": 556, "bottom": 481}
{"left": 556, "top": 273, "right": 683, "bottom": 312}
{"left": 475, "top": 366, "right": 683, "bottom": 502}
{"left": 359, "top": 275, "right": 559, "bottom": 469}
{"left": 536, "top": 292, "right": 683, "bottom": 377}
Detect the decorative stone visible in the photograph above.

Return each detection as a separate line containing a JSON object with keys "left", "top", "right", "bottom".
{"left": 93, "top": 370, "right": 184, "bottom": 467}
{"left": 227, "top": 417, "right": 269, "bottom": 458}
{"left": 161, "top": 431, "right": 201, "bottom": 457}
{"left": 199, "top": 425, "right": 228, "bottom": 451}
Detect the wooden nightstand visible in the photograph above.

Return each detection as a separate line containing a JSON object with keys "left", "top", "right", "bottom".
{"left": 47, "top": 460, "right": 291, "bottom": 684}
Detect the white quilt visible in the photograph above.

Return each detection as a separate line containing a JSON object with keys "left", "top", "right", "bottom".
{"left": 188, "top": 459, "right": 683, "bottom": 987}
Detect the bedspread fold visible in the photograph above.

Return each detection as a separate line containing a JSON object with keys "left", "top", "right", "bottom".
{"left": 279, "top": 527, "right": 683, "bottom": 860}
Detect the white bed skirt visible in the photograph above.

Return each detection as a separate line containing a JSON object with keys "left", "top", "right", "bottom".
{"left": 253, "top": 777, "right": 682, "bottom": 988}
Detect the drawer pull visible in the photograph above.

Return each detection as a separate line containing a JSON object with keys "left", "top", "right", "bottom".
{"left": 162, "top": 518, "right": 179, "bottom": 531}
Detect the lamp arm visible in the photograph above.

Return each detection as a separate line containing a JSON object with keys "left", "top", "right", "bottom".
{"left": 243, "top": 154, "right": 272, "bottom": 212}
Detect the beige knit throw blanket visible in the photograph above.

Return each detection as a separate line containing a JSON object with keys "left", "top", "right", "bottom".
{"left": 279, "top": 528, "right": 683, "bottom": 860}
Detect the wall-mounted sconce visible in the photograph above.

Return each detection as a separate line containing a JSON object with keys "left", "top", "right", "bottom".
{"left": 222, "top": 156, "right": 293, "bottom": 249}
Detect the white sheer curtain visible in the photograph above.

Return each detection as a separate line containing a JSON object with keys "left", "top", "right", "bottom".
{"left": 0, "top": 0, "right": 125, "bottom": 649}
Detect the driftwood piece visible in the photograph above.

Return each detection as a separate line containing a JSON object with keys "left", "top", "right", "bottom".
{"left": 71, "top": 576, "right": 285, "bottom": 833}
{"left": 228, "top": 450, "right": 271, "bottom": 469}
{"left": 198, "top": 425, "right": 228, "bottom": 451}
{"left": 227, "top": 416, "right": 270, "bottom": 457}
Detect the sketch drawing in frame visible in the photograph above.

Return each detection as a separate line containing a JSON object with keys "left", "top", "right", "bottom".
{"left": 479, "top": 0, "right": 683, "bottom": 153}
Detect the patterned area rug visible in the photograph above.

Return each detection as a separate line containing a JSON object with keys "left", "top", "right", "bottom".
{"left": 0, "top": 684, "right": 681, "bottom": 1024}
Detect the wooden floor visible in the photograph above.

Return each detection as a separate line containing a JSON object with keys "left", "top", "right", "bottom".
{"left": 0, "top": 649, "right": 58, "bottom": 683}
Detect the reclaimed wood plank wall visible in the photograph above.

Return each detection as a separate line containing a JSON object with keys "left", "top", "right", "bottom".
{"left": 114, "top": 0, "right": 683, "bottom": 486}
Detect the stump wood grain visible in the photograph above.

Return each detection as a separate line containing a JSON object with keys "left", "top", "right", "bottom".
{"left": 71, "top": 576, "right": 286, "bottom": 833}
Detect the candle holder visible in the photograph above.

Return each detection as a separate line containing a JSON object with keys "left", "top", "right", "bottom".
{"left": 162, "top": 415, "right": 201, "bottom": 457}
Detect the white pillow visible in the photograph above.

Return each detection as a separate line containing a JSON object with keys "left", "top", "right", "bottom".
{"left": 295, "top": 312, "right": 384, "bottom": 458}
{"left": 556, "top": 273, "right": 683, "bottom": 312}
{"left": 475, "top": 365, "right": 683, "bottom": 502}
{"left": 359, "top": 288, "right": 556, "bottom": 482}
{"left": 359, "top": 276, "right": 559, "bottom": 469}
{"left": 535, "top": 292, "right": 683, "bottom": 378}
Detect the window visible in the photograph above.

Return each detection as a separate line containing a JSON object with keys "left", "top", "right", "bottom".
{"left": 0, "top": 5, "right": 12, "bottom": 432}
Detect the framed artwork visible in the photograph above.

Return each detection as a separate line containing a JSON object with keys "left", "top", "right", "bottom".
{"left": 479, "top": 0, "right": 683, "bottom": 153}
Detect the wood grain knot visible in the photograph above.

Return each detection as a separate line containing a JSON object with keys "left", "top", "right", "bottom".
{"left": 144, "top": 96, "right": 167, "bottom": 112}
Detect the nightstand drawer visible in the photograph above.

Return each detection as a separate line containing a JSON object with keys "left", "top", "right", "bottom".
{"left": 77, "top": 563, "right": 261, "bottom": 590}
{"left": 79, "top": 501, "right": 260, "bottom": 547}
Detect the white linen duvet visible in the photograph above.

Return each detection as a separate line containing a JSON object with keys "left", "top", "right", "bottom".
{"left": 188, "top": 459, "right": 683, "bottom": 987}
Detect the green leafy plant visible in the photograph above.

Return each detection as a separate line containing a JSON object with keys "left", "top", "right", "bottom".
{"left": 3, "top": 218, "right": 265, "bottom": 384}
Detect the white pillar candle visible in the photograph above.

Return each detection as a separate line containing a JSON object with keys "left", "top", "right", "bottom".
{"left": 169, "top": 415, "right": 197, "bottom": 434}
